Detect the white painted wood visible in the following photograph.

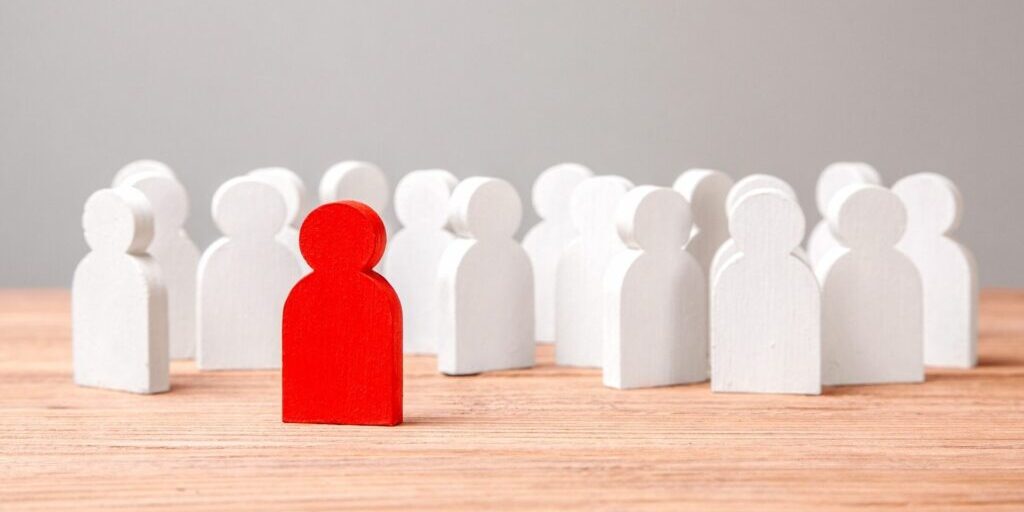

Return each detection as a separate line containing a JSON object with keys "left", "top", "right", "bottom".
{"left": 807, "top": 162, "right": 882, "bottom": 267}
{"left": 319, "top": 160, "right": 389, "bottom": 215}
{"left": 817, "top": 184, "right": 923, "bottom": 385}
{"left": 893, "top": 173, "right": 978, "bottom": 368}
{"left": 120, "top": 172, "right": 200, "bottom": 360}
{"left": 112, "top": 159, "right": 177, "bottom": 187}
{"left": 555, "top": 175, "right": 634, "bottom": 368}
{"left": 72, "top": 187, "right": 169, "bottom": 394}
{"left": 711, "top": 189, "right": 821, "bottom": 395}
{"left": 248, "top": 167, "right": 310, "bottom": 273}
{"left": 438, "top": 177, "right": 535, "bottom": 375}
{"left": 710, "top": 174, "right": 808, "bottom": 285}
{"left": 197, "top": 176, "right": 302, "bottom": 370}
{"left": 603, "top": 186, "right": 707, "bottom": 390}
{"left": 384, "top": 169, "right": 459, "bottom": 355}
{"left": 522, "top": 163, "right": 594, "bottom": 343}
{"left": 672, "top": 169, "right": 733, "bottom": 277}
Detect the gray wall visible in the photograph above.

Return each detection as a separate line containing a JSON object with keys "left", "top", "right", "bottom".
{"left": 1, "top": 0, "right": 1021, "bottom": 286}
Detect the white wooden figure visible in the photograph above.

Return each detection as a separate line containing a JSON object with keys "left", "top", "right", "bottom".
{"left": 121, "top": 171, "right": 200, "bottom": 360}
{"left": 197, "top": 176, "right": 302, "bottom": 370}
{"left": 384, "top": 169, "right": 459, "bottom": 355}
{"left": 319, "top": 160, "right": 388, "bottom": 217}
{"left": 249, "top": 167, "right": 310, "bottom": 273}
{"left": 711, "top": 190, "right": 821, "bottom": 394}
{"left": 807, "top": 162, "right": 882, "bottom": 267}
{"left": 438, "top": 177, "right": 535, "bottom": 375}
{"left": 672, "top": 169, "right": 733, "bottom": 276}
{"left": 555, "top": 175, "right": 634, "bottom": 368}
{"left": 112, "top": 159, "right": 177, "bottom": 187}
{"left": 893, "top": 173, "right": 978, "bottom": 368}
{"left": 817, "top": 184, "right": 923, "bottom": 385}
{"left": 603, "top": 186, "right": 707, "bottom": 389}
{"left": 72, "top": 187, "right": 169, "bottom": 394}
{"left": 710, "top": 174, "right": 808, "bottom": 285}
{"left": 522, "top": 163, "right": 594, "bottom": 343}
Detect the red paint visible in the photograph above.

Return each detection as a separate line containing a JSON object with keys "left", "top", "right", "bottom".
{"left": 283, "top": 201, "right": 402, "bottom": 426}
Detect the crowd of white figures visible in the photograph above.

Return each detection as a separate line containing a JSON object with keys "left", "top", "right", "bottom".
{"left": 72, "top": 159, "right": 977, "bottom": 396}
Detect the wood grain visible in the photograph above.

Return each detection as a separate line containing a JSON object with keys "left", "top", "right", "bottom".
{"left": 1, "top": 289, "right": 1023, "bottom": 511}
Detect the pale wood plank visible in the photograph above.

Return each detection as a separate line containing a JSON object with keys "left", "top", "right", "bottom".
{"left": 1, "top": 289, "right": 1022, "bottom": 511}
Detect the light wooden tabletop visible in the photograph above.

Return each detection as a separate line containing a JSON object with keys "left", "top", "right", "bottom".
{"left": 1, "top": 289, "right": 1022, "bottom": 511}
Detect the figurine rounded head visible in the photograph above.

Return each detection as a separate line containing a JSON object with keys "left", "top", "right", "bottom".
{"left": 83, "top": 187, "right": 154, "bottom": 254}
{"left": 300, "top": 201, "right": 386, "bottom": 272}
{"left": 616, "top": 186, "right": 692, "bottom": 253}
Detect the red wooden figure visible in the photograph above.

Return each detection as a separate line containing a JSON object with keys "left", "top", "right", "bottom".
{"left": 282, "top": 201, "right": 403, "bottom": 425}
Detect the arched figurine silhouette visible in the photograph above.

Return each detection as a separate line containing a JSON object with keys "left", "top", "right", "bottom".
{"left": 121, "top": 171, "right": 200, "bottom": 360}
{"left": 73, "top": 187, "right": 169, "bottom": 394}
{"left": 384, "top": 169, "right": 458, "bottom": 355}
{"left": 893, "top": 173, "right": 977, "bottom": 368}
{"left": 522, "top": 163, "right": 593, "bottom": 343}
{"left": 817, "top": 184, "right": 923, "bottom": 385}
{"left": 283, "top": 201, "right": 403, "bottom": 425}
{"left": 197, "top": 177, "right": 301, "bottom": 370}
{"left": 604, "top": 186, "right": 707, "bottom": 389}
{"left": 711, "top": 190, "right": 821, "bottom": 394}
{"left": 438, "top": 177, "right": 535, "bottom": 375}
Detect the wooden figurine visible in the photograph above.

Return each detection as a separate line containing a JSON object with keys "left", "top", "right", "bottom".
{"left": 710, "top": 174, "right": 807, "bottom": 286}
{"left": 121, "top": 171, "right": 200, "bottom": 360}
{"left": 522, "top": 163, "right": 593, "bottom": 343}
{"left": 603, "top": 186, "right": 707, "bottom": 389}
{"left": 283, "top": 201, "right": 402, "bottom": 425}
{"left": 555, "top": 175, "right": 633, "bottom": 368}
{"left": 197, "top": 176, "right": 302, "bottom": 370}
{"left": 72, "top": 187, "right": 169, "bottom": 394}
{"left": 384, "top": 169, "right": 459, "bottom": 355}
{"left": 817, "top": 184, "right": 923, "bottom": 385}
{"left": 672, "top": 168, "right": 733, "bottom": 276}
{"left": 112, "top": 159, "right": 177, "bottom": 187}
{"left": 249, "top": 167, "right": 311, "bottom": 273}
{"left": 893, "top": 173, "right": 978, "bottom": 368}
{"left": 807, "top": 162, "right": 881, "bottom": 267}
{"left": 711, "top": 190, "right": 821, "bottom": 394}
{"left": 438, "top": 177, "right": 535, "bottom": 375}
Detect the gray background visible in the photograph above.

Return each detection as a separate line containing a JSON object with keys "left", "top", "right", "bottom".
{"left": 1, "top": 0, "right": 1021, "bottom": 286}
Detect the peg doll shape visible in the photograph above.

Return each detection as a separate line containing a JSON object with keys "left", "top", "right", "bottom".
{"left": 438, "top": 177, "right": 535, "bottom": 375}
{"left": 73, "top": 187, "right": 169, "bottom": 394}
{"left": 893, "top": 173, "right": 977, "bottom": 368}
{"left": 672, "top": 169, "right": 734, "bottom": 276}
{"left": 522, "top": 163, "right": 594, "bottom": 343}
{"left": 197, "top": 176, "right": 302, "bottom": 370}
{"left": 603, "top": 186, "right": 708, "bottom": 389}
{"left": 817, "top": 184, "right": 923, "bottom": 385}
{"left": 384, "top": 169, "right": 459, "bottom": 354}
{"left": 555, "top": 175, "right": 634, "bottom": 367}
{"left": 711, "top": 190, "right": 821, "bottom": 394}
{"left": 249, "top": 167, "right": 311, "bottom": 273}
{"left": 121, "top": 171, "right": 200, "bottom": 360}
{"left": 806, "top": 162, "right": 881, "bottom": 267}
{"left": 283, "top": 201, "right": 402, "bottom": 425}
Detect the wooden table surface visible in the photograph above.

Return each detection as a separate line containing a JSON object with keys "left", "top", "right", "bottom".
{"left": 1, "top": 289, "right": 1022, "bottom": 511}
